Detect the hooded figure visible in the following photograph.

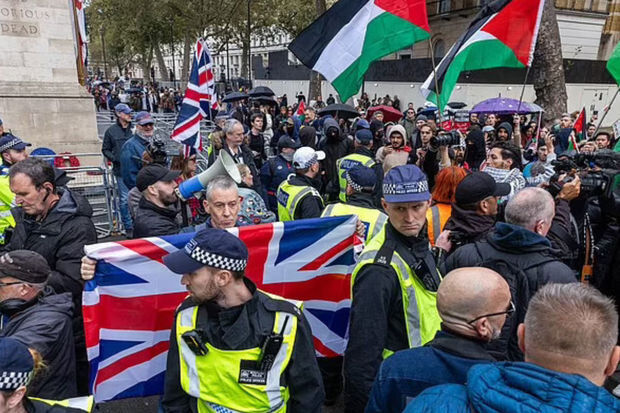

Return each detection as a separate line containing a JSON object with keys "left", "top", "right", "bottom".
{"left": 376, "top": 124, "right": 411, "bottom": 174}
{"left": 319, "top": 118, "right": 353, "bottom": 201}
{"left": 496, "top": 122, "right": 513, "bottom": 142}
{"left": 465, "top": 129, "right": 487, "bottom": 171}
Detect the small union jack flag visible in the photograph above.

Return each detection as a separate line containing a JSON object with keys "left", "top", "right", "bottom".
{"left": 171, "top": 38, "right": 215, "bottom": 157}
{"left": 83, "top": 216, "right": 357, "bottom": 402}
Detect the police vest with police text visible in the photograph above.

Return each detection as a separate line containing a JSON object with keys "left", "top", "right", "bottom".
{"left": 276, "top": 175, "right": 323, "bottom": 222}
{"left": 336, "top": 154, "right": 375, "bottom": 202}
{"left": 321, "top": 203, "right": 387, "bottom": 244}
{"left": 175, "top": 293, "right": 301, "bottom": 413}
{"left": 352, "top": 227, "right": 441, "bottom": 358}
{"left": 0, "top": 165, "right": 16, "bottom": 245}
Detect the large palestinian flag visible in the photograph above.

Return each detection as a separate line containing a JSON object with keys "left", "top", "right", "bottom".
{"left": 421, "top": 0, "right": 544, "bottom": 110}
{"left": 289, "top": 0, "right": 430, "bottom": 102}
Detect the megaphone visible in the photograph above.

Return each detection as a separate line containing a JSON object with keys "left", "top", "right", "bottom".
{"left": 176, "top": 151, "right": 242, "bottom": 201}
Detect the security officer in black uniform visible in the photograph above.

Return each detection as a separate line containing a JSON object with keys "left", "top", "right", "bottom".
{"left": 161, "top": 228, "right": 324, "bottom": 413}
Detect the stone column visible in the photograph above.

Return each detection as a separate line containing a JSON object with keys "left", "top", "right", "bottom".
{"left": 0, "top": 0, "right": 100, "bottom": 159}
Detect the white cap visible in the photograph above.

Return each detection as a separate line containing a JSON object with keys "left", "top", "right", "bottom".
{"left": 293, "top": 146, "right": 325, "bottom": 169}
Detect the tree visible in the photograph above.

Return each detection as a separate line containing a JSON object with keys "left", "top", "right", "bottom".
{"left": 531, "top": 0, "right": 567, "bottom": 122}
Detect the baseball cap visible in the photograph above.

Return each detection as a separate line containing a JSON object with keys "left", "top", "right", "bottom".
{"left": 455, "top": 171, "right": 511, "bottom": 205}
{"left": 114, "top": 103, "right": 132, "bottom": 114}
{"left": 0, "top": 250, "right": 50, "bottom": 284}
{"left": 383, "top": 165, "right": 430, "bottom": 203}
{"left": 277, "top": 135, "right": 301, "bottom": 150}
{"left": 163, "top": 228, "right": 248, "bottom": 274}
{"left": 136, "top": 164, "right": 181, "bottom": 192}
{"left": 355, "top": 129, "right": 373, "bottom": 144}
{"left": 356, "top": 119, "right": 370, "bottom": 130}
{"left": 482, "top": 125, "right": 495, "bottom": 134}
{"left": 293, "top": 146, "right": 325, "bottom": 169}
{"left": 134, "top": 111, "right": 154, "bottom": 126}
{"left": 346, "top": 164, "right": 376, "bottom": 192}
{"left": 0, "top": 133, "right": 31, "bottom": 153}
{"left": 0, "top": 337, "right": 34, "bottom": 391}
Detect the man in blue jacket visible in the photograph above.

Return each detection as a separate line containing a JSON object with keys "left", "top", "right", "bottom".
{"left": 406, "top": 283, "right": 620, "bottom": 412}
{"left": 260, "top": 136, "right": 299, "bottom": 213}
{"left": 365, "top": 267, "right": 509, "bottom": 413}
{"left": 120, "top": 111, "right": 154, "bottom": 189}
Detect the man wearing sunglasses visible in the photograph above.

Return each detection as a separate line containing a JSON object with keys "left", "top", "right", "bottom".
{"left": 120, "top": 111, "right": 155, "bottom": 190}
{"left": 0, "top": 250, "right": 76, "bottom": 399}
{"left": 366, "top": 267, "right": 511, "bottom": 413}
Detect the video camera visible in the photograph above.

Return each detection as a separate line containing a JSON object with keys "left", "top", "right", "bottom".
{"left": 146, "top": 138, "right": 168, "bottom": 165}
{"left": 551, "top": 150, "right": 620, "bottom": 201}
{"left": 430, "top": 130, "right": 461, "bottom": 151}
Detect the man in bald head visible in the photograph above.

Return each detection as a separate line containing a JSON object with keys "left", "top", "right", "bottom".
{"left": 365, "top": 267, "right": 511, "bottom": 413}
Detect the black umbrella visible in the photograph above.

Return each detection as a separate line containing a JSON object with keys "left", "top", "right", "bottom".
{"left": 318, "top": 103, "right": 359, "bottom": 119}
{"left": 248, "top": 86, "right": 275, "bottom": 97}
{"left": 253, "top": 96, "right": 278, "bottom": 106}
{"left": 125, "top": 87, "right": 143, "bottom": 94}
{"left": 446, "top": 102, "right": 467, "bottom": 109}
{"left": 223, "top": 91, "right": 249, "bottom": 102}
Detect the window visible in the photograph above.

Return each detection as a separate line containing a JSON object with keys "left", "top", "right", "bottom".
{"left": 433, "top": 39, "right": 446, "bottom": 59}
{"left": 439, "top": 0, "right": 451, "bottom": 13}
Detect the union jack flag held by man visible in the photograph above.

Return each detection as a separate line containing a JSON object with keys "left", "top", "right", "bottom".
{"left": 171, "top": 38, "right": 215, "bottom": 157}
{"left": 83, "top": 216, "right": 356, "bottom": 402}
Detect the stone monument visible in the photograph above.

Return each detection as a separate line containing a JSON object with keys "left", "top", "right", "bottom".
{"left": 0, "top": 0, "right": 99, "bottom": 157}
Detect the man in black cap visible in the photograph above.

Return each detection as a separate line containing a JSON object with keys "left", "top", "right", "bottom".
{"left": 322, "top": 164, "right": 387, "bottom": 244}
{"left": 344, "top": 164, "right": 442, "bottom": 412}
{"left": 133, "top": 164, "right": 181, "bottom": 238}
{"left": 0, "top": 250, "right": 77, "bottom": 399}
{"left": 435, "top": 172, "right": 510, "bottom": 254}
{"left": 160, "top": 228, "right": 324, "bottom": 412}
{"left": 260, "top": 135, "right": 299, "bottom": 213}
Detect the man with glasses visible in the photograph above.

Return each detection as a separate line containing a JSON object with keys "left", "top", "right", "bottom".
{"left": 120, "top": 111, "right": 155, "bottom": 190}
{"left": 366, "top": 267, "right": 511, "bottom": 413}
{"left": 442, "top": 187, "right": 577, "bottom": 361}
{"left": 0, "top": 250, "right": 77, "bottom": 399}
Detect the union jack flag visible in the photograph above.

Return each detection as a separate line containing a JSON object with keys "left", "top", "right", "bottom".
{"left": 171, "top": 38, "right": 215, "bottom": 157}
{"left": 83, "top": 216, "right": 356, "bottom": 402}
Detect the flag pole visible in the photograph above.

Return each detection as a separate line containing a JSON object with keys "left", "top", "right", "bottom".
{"left": 516, "top": 65, "right": 532, "bottom": 114}
{"left": 593, "top": 87, "right": 620, "bottom": 136}
{"left": 428, "top": 38, "right": 443, "bottom": 122}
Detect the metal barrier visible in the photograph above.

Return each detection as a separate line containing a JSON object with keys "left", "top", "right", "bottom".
{"left": 31, "top": 153, "right": 121, "bottom": 239}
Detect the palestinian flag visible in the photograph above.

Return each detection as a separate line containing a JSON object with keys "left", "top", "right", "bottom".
{"left": 568, "top": 107, "right": 586, "bottom": 151}
{"left": 607, "top": 41, "right": 620, "bottom": 85}
{"left": 289, "top": 0, "right": 430, "bottom": 102}
{"left": 421, "top": 0, "right": 544, "bottom": 110}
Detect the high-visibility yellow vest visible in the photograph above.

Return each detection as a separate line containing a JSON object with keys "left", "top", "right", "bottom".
{"left": 351, "top": 226, "right": 441, "bottom": 358}
{"left": 276, "top": 175, "right": 323, "bottom": 222}
{"left": 175, "top": 294, "right": 301, "bottom": 413}
{"left": 321, "top": 203, "right": 387, "bottom": 244}
{"left": 425, "top": 203, "right": 452, "bottom": 246}
{"left": 336, "top": 154, "right": 375, "bottom": 202}
{"left": 30, "top": 396, "right": 94, "bottom": 412}
{"left": 0, "top": 166, "right": 16, "bottom": 245}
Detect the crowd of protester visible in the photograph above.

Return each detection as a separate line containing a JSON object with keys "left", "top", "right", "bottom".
{"left": 0, "top": 84, "right": 620, "bottom": 412}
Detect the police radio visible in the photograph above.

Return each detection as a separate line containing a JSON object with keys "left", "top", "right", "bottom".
{"left": 257, "top": 316, "right": 289, "bottom": 371}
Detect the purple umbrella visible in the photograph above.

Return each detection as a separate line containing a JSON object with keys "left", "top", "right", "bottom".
{"left": 470, "top": 97, "right": 544, "bottom": 115}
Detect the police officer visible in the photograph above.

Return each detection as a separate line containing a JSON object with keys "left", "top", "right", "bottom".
{"left": 161, "top": 228, "right": 324, "bottom": 413}
{"left": 0, "top": 133, "right": 30, "bottom": 245}
{"left": 260, "top": 136, "right": 299, "bottom": 213}
{"left": 0, "top": 336, "right": 93, "bottom": 412}
{"left": 276, "top": 147, "right": 325, "bottom": 221}
{"left": 343, "top": 165, "right": 442, "bottom": 412}
{"left": 336, "top": 129, "right": 377, "bottom": 203}
{"left": 322, "top": 164, "right": 387, "bottom": 244}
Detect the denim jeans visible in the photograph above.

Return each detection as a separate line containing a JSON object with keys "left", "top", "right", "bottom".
{"left": 117, "top": 176, "right": 133, "bottom": 231}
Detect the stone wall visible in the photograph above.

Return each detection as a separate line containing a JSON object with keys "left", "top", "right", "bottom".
{"left": 0, "top": 0, "right": 99, "bottom": 160}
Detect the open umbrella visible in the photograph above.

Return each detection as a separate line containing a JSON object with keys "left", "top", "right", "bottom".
{"left": 222, "top": 91, "right": 249, "bottom": 103}
{"left": 248, "top": 86, "right": 275, "bottom": 98}
{"left": 367, "top": 105, "right": 403, "bottom": 123}
{"left": 318, "top": 103, "right": 359, "bottom": 119}
{"left": 253, "top": 96, "right": 278, "bottom": 106}
{"left": 447, "top": 102, "right": 467, "bottom": 109}
{"left": 470, "top": 97, "right": 544, "bottom": 115}
{"left": 125, "top": 87, "right": 143, "bottom": 94}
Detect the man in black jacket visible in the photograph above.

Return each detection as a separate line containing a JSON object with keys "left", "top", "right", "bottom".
{"left": 441, "top": 187, "right": 577, "bottom": 361}
{"left": 0, "top": 250, "right": 76, "bottom": 399}
{"left": 319, "top": 117, "right": 353, "bottom": 201}
{"left": 133, "top": 164, "right": 181, "bottom": 238}
{"left": 101, "top": 103, "right": 134, "bottom": 233}
{"left": 3, "top": 158, "right": 96, "bottom": 394}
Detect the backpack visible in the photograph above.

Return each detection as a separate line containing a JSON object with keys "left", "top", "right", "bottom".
{"left": 473, "top": 242, "right": 556, "bottom": 361}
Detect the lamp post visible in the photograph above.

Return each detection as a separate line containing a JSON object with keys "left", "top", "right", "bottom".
{"left": 170, "top": 20, "right": 176, "bottom": 89}
{"left": 247, "top": 0, "right": 251, "bottom": 85}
